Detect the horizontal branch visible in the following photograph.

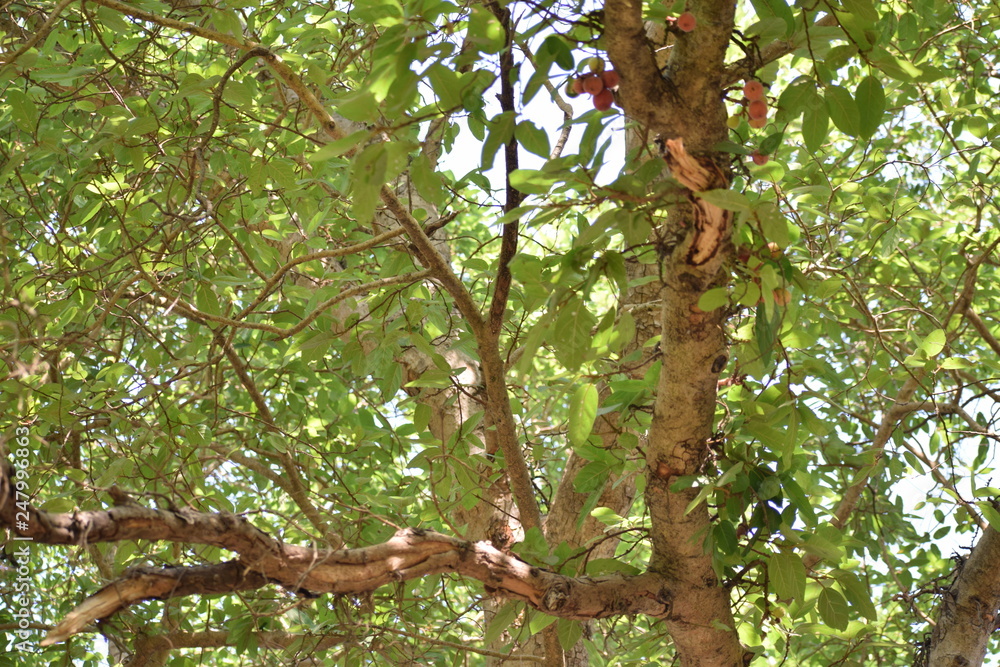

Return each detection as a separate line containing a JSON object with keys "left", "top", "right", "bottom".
{"left": 0, "top": 460, "right": 672, "bottom": 647}
{"left": 42, "top": 561, "right": 271, "bottom": 646}
{"left": 723, "top": 14, "right": 839, "bottom": 84}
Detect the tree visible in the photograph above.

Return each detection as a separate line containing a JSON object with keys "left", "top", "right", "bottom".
{"left": 2, "top": 0, "right": 1000, "bottom": 664}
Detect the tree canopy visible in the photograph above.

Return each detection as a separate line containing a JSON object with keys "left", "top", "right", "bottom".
{"left": 2, "top": 0, "right": 1000, "bottom": 665}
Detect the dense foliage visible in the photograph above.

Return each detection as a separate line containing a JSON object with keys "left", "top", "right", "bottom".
{"left": 2, "top": 0, "right": 1000, "bottom": 665}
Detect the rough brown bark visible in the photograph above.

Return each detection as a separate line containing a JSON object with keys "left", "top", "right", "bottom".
{"left": 1, "top": 460, "right": 673, "bottom": 647}
{"left": 927, "top": 527, "right": 1000, "bottom": 667}
{"left": 604, "top": 1, "right": 749, "bottom": 664}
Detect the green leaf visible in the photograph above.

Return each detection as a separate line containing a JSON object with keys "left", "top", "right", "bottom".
{"left": 759, "top": 130, "right": 785, "bottom": 156}
{"left": 979, "top": 503, "right": 1000, "bottom": 533}
{"left": 835, "top": 571, "right": 878, "bottom": 622}
{"left": 557, "top": 618, "right": 583, "bottom": 651}
{"left": 699, "top": 189, "right": 752, "bottom": 212}
{"left": 350, "top": 143, "right": 388, "bottom": 224}
{"left": 966, "top": 116, "right": 989, "bottom": 139}
{"left": 551, "top": 296, "right": 597, "bottom": 370}
{"left": 825, "top": 85, "right": 861, "bottom": 137}
{"left": 335, "top": 89, "right": 379, "bottom": 122}
{"left": 482, "top": 111, "right": 516, "bottom": 171}
{"left": 484, "top": 602, "right": 519, "bottom": 644}
{"left": 574, "top": 460, "right": 609, "bottom": 493}
{"left": 427, "top": 63, "right": 463, "bottom": 110}
{"left": 541, "top": 34, "right": 574, "bottom": 70}
{"left": 466, "top": 6, "right": 505, "bottom": 54}
{"left": 590, "top": 506, "right": 624, "bottom": 526}
{"left": 780, "top": 476, "right": 817, "bottom": 525}
{"left": 802, "top": 104, "right": 830, "bottom": 152}
{"left": 869, "top": 47, "right": 921, "bottom": 81}
{"left": 8, "top": 89, "right": 39, "bottom": 133}
{"left": 515, "top": 121, "right": 551, "bottom": 158}
{"left": 770, "top": 551, "right": 806, "bottom": 601}
{"left": 510, "top": 168, "right": 559, "bottom": 195}
{"left": 528, "top": 611, "right": 557, "bottom": 635}
{"left": 95, "top": 457, "right": 136, "bottom": 488}
{"left": 841, "top": 0, "right": 879, "bottom": 24}
{"left": 817, "top": 587, "right": 850, "bottom": 631}
{"left": 698, "top": 287, "right": 729, "bottom": 312}
{"left": 919, "top": 328, "right": 946, "bottom": 357}
{"left": 803, "top": 533, "right": 843, "bottom": 564}
{"left": 568, "top": 384, "right": 599, "bottom": 447}
{"left": 778, "top": 78, "right": 820, "bottom": 119}
{"left": 755, "top": 304, "right": 780, "bottom": 368}
{"left": 749, "top": 0, "right": 795, "bottom": 36}
{"left": 714, "top": 521, "right": 738, "bottom": 555}
{"left": 855, "top": 76, "right": 885, "bottom": 139}
{"left": 409, "top": 153, "right": 445, "bottom": 207}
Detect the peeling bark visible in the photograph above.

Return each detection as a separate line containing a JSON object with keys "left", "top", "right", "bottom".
{"left": 1, "top": 459, "right": 675, "bottom": 647}
{"left": 603, "top": 0, "right": 748, "bottom": 664}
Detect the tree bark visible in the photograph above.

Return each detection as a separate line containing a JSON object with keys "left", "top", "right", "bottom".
{"left": 927, "top": 526, "right": 1000, "bottom": 667}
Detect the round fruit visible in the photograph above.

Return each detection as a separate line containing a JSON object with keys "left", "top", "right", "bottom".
{"left": 748, "top": 117, "right": 767, "bottom": 129}
{"left": 582, "top": 75, "right": 605, "bottom": 95}
{"left": 743, "top": 80, "right": 764, "bottom": 101}
{"left": 751, "top": 150, "right": 769, "bottom": 166}
{"left": 588, "top": 57, "right": 606, "bottom": 74}
{"left": 677, "top": 12, "right": 696, "bottom": 32}
{"left": 766, "top": 241, "right": 783, "bottom": 258}
{"left": 566, "top": 80, "right": 581, "bottom": 98}
{"left": 593, "top": 88, "right": 614, "bottom": 111}
{"left": 572, "top": 77, "right": 585, "bottom": 95}
{"left": 773, "top": 288, "right": 792, "bottom": 306}
{"left": 601, "top": 70, "right": 620, "bottom": 89}
{"left": 748, "top": 99, "right": 768, "bottom": 120}
{"left": 726, "top": 115, "right": 740, "bottom": 129}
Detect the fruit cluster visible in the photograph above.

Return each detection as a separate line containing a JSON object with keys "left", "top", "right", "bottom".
{"left": 742, "top": 80, "right": 768, "bottom": 128}
{"left": 730, "top": 80, "right": 770, "bottom": 165}
{"left": 567, "top": 57, "right": 620, "bottom": 111}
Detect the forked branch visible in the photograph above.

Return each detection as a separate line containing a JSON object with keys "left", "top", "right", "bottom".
{"left": 0, "top": 460, "right": 671, "bottom": 647}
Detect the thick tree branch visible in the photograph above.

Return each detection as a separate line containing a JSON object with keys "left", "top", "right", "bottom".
{"left": 604, "top": 1, "right": 749, "bottom": 664}
{"left": 928, "top": 527, "right": 1000, "bottom": 666}
{"left": 722, "top": 13, "right": 839, "bottom": 84}
{"left": 964, "top": 307, "right": 1000, "bottom": 357}
{"left": 41, "top": 562, "right": 271, "bottom": 646}
{"left": 1, "top": 459, "right": 671, "bottom": 646}
{"left": 603, "top": 0, "right": 672, "bottom": 130}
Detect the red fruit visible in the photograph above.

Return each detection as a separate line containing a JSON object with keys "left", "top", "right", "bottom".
{"left": 743, "top": 80, "right": 764, "bottom": 101}
{"left": 572, "top": 77, "right": 585, "bottom": 95}
{"left": 582, "top": 74, "right": 605, "bottom": 95}
{"left": 773, "top": 288, "right": 792, "bottom": 306}
{"left": 748, "top": 117, "right": 767, "bottom": 129}
{"left": 748, "top": 99, "right": 768, "bottom": 120}
{"left": 751, "top": 150, "right": 769, "bottom": 166}
{"left": 601, "top": 70, "right": 620, "bottom": 89}
{"left": 593, "top": 88, "right": 614, "bottom": 111}
{"left": 677, "top": 12, "right": 696, "bottom": 32}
